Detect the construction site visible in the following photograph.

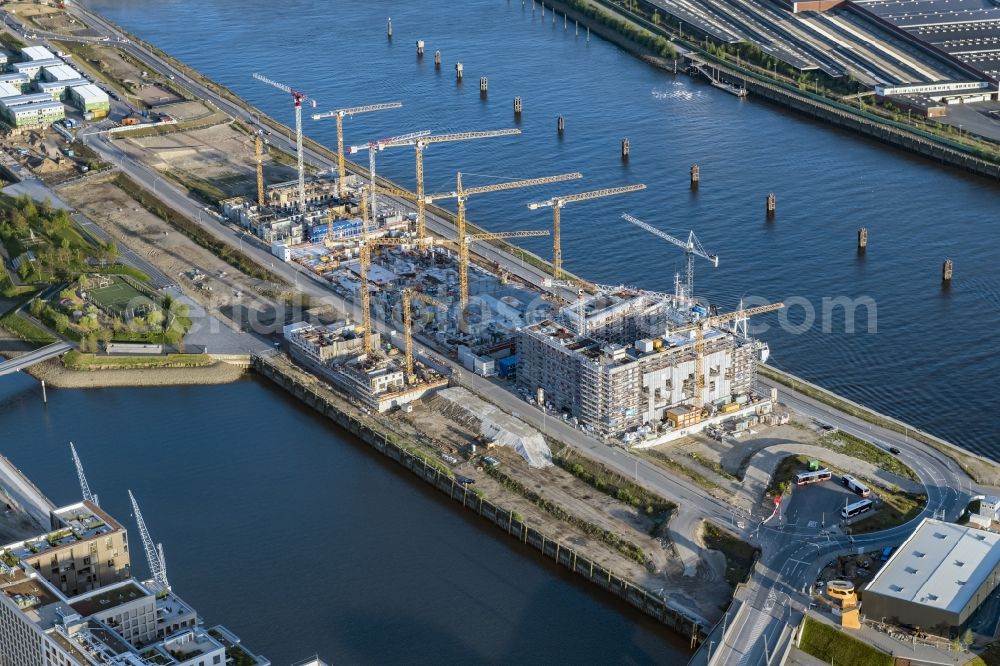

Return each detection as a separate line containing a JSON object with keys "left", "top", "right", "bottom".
{"left": 212, "top": 74, "right": 784, "bottom": 446}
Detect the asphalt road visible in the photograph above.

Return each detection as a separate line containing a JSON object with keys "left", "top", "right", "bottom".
{"left": 41, "top": 9, "right": 995, "bottom": 664}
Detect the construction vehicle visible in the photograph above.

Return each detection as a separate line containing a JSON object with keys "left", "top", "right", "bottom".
{"left": 252, "top": 73, "right": 315, "bottom": 213}
{"left": 311, "top": 102, "right": 403, "bottom": 200}
{"left": 526, "top": 184, "right": 646, "bottom": 280}
{"left": 426, "top": 171, "right": 582, "bottom": 313}
{"left": 621, "top": 212, "right": 717, "bottom": 300}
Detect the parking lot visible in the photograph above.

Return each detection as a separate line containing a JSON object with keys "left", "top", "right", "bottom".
{"left": 782, "top": 476, "right": 871, "bottom": 531}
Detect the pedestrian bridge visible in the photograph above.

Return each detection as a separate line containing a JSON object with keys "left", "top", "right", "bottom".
{"left": 0, "top": 342, "right": 71, "bottom": 377}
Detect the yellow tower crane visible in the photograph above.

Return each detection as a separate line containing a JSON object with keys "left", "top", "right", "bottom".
{"left": 311, "top": 102, "right": 403, "bottom": 200}
{"left": 668, "top": 302, "right": 784, "bottom": 409}
{"left": 401, "top": 288, "right": 447, "bottom": 384}
{"left": 254, "top": 133, "right": 265, "bottom": 208}
{"left": 526, "top": 184, "right": 647, "bottom": 280}
{"left": 425, "top": 171, "right": 583, "bottom": 313}
{"left": 375, "top": 129, "right": 522, "bottom": 242}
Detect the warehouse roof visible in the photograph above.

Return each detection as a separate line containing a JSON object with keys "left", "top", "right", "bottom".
{"left": 13, "top": 58, "right": 63, "bottom": 71}
{"left": 20, "top": 45, "right": 55, "bottom": 62}
{"left": 865, "top": 518, "right": 1000, "bottom": 614}
{"left": 44, "top": 64, "right": 82, "bottom": 82}
{"left": 2, "top": 93, "right": 59, "bottom": 108}
{"left": 71, "top": 83, "right": 109, "bottom": 104}
{"left": 0, "top": 82, "right": 20, "bottom": 99}
{"left": 38, "top": 78, "right": 88, "bottom": 91}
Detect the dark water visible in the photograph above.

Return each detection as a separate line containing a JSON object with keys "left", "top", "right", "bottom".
{"left": 0, "top": 373, "right": 687, "bottom": 663}
{"left": 82, "top": 0, "right": 1000, "bottom": 456}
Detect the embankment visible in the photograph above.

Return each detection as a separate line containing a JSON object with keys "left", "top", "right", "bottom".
{"left": 251, "top": 352, "right": 706, "bottom": 646}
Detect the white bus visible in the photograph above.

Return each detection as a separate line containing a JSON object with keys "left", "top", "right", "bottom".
{"left": 842, "top": 475, "right": 871, "bottom": 498}
{"left": 795, "top": 469, "right": 832, "bottom": 486}
{"left": 842, "top": 498, "right": 874, "bottom": 519}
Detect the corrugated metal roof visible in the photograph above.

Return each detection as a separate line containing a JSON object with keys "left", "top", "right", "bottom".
{"left": 865, "top": 518, "right": 1000, "bottom": 614}
{"left": 44, "top": 64, "right": 82, "bottom": 82}
{"left": 70, "top": 83, "right": 109, "bottom": 104}
{"left": 20, "top": 46, "right": 55, "bottom": 62}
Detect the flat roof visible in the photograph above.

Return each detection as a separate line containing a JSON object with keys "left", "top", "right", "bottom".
{"left": 864, "top": 518, "right": 1000, "bottom": 614}
{"left": 20, "top": 46, "right": 55, "bottom": 61}
{"left": 0, "top": 72, "right": 30, "bottom": 82}
{"left": 2, "top": 93, "right": 58, "bottom": 108}
{"left": 38, "top": 78, "right": 88, "bottom": 90}
{"left": 70, "top": 580, "right": 150, "bottom": 617}
{"left": 13, "top": 58, "right": 63, "bottom": 71}
{"left": 71, "top": 83, "right": 109, "bottom": 103}
{"left": 0, "top": 81, "right": 20, "bottom": 98}
{"left": 44, "top": 64, "right": 82, "bottom": 82}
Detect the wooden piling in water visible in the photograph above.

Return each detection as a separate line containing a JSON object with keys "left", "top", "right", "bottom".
{"left": 942, "top": 258, "right": 953, "bottom": 283}
{"left": 857, "top": 227, "right": 868, "bottom": 253}
{"left": 766, "top": 192, "right": 776, "bottom": 218}
{"left": 690, "top": 164, "right": 699, "bottom": 189}
{"left": 621, "top": 137, "right": 630, "bottom": 159}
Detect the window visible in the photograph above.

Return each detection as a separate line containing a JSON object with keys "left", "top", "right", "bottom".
{"left": 214, "top": 657, "right": 221, "bottom": 665}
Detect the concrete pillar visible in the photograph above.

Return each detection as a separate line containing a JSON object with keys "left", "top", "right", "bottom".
{"left": 455, "top": 62, "right": 463, "bottom": 81}
{"left": 621, "top": 137, "right": 630, "bottom": 159}
{"left": 766, "top": 192, "right": 776, "bottom": 218}
{"left": 41, "top": 380, "right": 47, "bottom": 404}
{"left": 557, "top": 115, "right": 565, "bottom": 134}
{"left": 479, "top": 76, "right": 488, "bottom": 95}
{"left": 514, "top": 96, "right": 523, "bottom": 119}
{"left": 434, "top": 50, "right": 441, "bottom": 68}
{"left": 942, "top": 258, "right": 953, "bottom": 284}
{"left": 387, "top": 17, "right": 392, "bottom": 39}
{"left": 857, "top": 227, "right": 868, "bottom": 252}
{"left": 690, "top": 164, "right": 699, "bottom": 189}
{"left": 416, "top": 40, "right": 424, "bottom": 57}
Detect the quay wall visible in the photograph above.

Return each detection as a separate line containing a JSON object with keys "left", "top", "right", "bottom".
{"left": 251, "top": 353, "right": 705, "bottom": 646}
{"left": 545, "top": 0, "right": 1000, "bottom": 181}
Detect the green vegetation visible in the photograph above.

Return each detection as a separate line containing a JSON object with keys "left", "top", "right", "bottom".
{"left": 0, "top": 311, "right": 56, "bottom": 345}
{"left": 484, "top": 464, "right": 649, "bottom": 565}
{"left": 758, "top": 364, "right": 999, "bottom": 485}
{"left": 225, "top": 646, "right": 258, "bottom": 666}
{"left": 113, "top": 174, "right": 286, "bottom": 285}
{"left": 51, "top": 41, "right": 132, "bottom": 100}
{"left": 799, "top": 617, "right": 893, "bottom": 666}
{"left": 550, "top": 442, "right": 676, "bottom": 536}
{"left": 0, "top": 32, "right": 25, "bottom": 51}
{"left": 63, "top": 351, "right": 213, "bottom": 370}
{"left": 637, "top": 447, "right": 723, "bottom": 493}
{"left": 0, "top": 550, "right": 19, "bottom": 567}
{"left": 850, "top": 489, "right": 926, "bottom": 534}
{"left": 382, "top": 432, "right": 453, "bottom": 478}
{"left": 819, "top": 430, "right": 918, "bottom": 482}
{"left": 765, "top": 454, "right": 812, "bottom": 498}
{"left": 561, "top": 0, "right": 676, "bottom": 58}
{"left": 702, "top": 522, "right": 759, "bottom": 588}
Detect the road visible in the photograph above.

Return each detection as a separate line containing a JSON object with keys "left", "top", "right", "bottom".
{"left": 0, "top": 341, "right": 71, "bottom": 377}
{"left": 27, "top": 8, "right": 993, "bottom": 664}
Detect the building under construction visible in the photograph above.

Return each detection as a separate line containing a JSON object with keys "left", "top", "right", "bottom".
{"left": 515, "top": 287, "right": 771, "bottom": 443}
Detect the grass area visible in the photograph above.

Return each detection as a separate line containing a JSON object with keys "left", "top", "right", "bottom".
{"left": 819, "top": 430, "right": 918, "bottom": 482}
{"left": 115, "top": 113, "right": 228, "bottom": 139}
{"left": 759, "top": 364, "right": 998, "bottom": 485}
{"left": 766, "top": 454, "right": 813, "bottom": 498}
{"left": 62, "top": 350, "right": 212, "bottom": 370}
{"left": 850, "top": 488, "right": 926, "bottom": 534}
{"left": 51, "top": 41, "right": 131, "bottom": 100}
{"left": 637, "top": 447, "right": 724, "bottom": 494}
{"left": 800, "top": 617, "right": 893, "bottom": 666}
{"left": 0, "top": 32, "right": 25, "bottom": 51}
{"left": 702, "top": 522, "right": 759, "bottom": 588}
{"left": 550, "top": 441, "right": 676, "bottom": 536}
{"left": 0, "top": 311, "right": 56, "bottom": 345}
{"left": 87, "top": 275, "right": 158, "bottom": 315}
{"left": 112, "top": 174, "right": 286, "bottom": 285}
{"left": 100, "top": 264, "right": 151, "bottom": 283}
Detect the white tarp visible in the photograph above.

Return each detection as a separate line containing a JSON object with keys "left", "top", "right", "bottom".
{"left": 439, "top": 387, "right": 552, "bottom": 468}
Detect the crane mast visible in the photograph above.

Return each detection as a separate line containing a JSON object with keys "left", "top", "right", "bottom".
{"left": 426, "top": 171, "right": 582, "bottom": 313}
{"left": 253, "top": 72, "right": 313, "bottom": 213}
{"left": 69, "top": 442, "right": 97, "bottom": 506}
{"left": 128, "top": 490, "right": 169, "bottom": 591}
{"left": 254, "top": 133, "right": 265, "bottom": 208}
{"left": 349, "top": 130, "right": 431, "bottom": 222}
{"left": 621, "top": 213, "right": 718, "bottom": 300}
{"left": 311, "top": 102, "right": 403, "bottom": 200}
{"left": 527, "top": 184, "right": 646, "bottom": 280}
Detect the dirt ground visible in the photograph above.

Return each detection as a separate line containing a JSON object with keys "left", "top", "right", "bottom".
{"left": 56, "top": 179, "right": 283, "bottom": 330}
{"left": 394, "top": 395, "right": 733, "bottom": 622}
{"left": 11, "top": 3, "right": 94, "bottom": 38}
{"left": 1, "top": 127, "right": 86, "bottom": 185}
{"left": 117, "top": 122, "right": 298, "bottom": 201}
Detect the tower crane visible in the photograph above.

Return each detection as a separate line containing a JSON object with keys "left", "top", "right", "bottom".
{"left": 426, "top": 171, "right": 582, "bottom": 313}
{"left": 401, "top": 288, "right": 448, "bottom": 384}
{"left": 349, "top": 130, "right": 431, "bottom": 223}
{"left": 369, "top": 129, "right": 521, "bottom": 243}
{"left": 128, "top": 490, "right": 169, "bottom": 591}
{"left": 69, "top": 442, "right": 98, "bottom": 506}
{"left": 527, "top": 184, "right": 646, "bottom": 281}
{"left": 252, "top": 73, "right": 316, "bottom": 213}
{"left": 311, "top": 102, "right": 403, "bottom": 200}
{"left": 254, "top": 132, "right": 265, "bottom": 208}
{"left": 621, "top": 213, "right": 717, "bottom": 300}
{"left": 667, "top": 302, "right": 784, "bottom": 409}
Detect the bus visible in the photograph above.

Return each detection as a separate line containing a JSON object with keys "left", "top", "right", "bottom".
{"left": 842, "top": 498, "right": 874, "bottom": 519}
{"left": 795, "top": 469, "right": 832, "bottom": 486}
{"left": 842, "top": 475, "right": 871, "bottom": 497}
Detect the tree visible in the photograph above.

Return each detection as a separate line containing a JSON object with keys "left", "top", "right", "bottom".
{"left": 961, "top": 628, "right": 974, "bottom": 649}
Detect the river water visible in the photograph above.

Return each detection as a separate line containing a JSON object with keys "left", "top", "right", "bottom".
{"left": 0, "top": 373, "right": 688, "bottom": 663}
{"left": 4, "top": 0, "right": 999, "bottom": 661}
